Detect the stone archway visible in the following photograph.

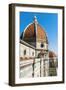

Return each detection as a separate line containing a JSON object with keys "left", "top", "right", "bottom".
{"left": 38, "top": 50, "right": 45, "bottom": 58}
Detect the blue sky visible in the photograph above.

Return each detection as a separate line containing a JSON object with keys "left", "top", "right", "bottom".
{"left": 20, "top": 12, "right": 58, "bottom": 54}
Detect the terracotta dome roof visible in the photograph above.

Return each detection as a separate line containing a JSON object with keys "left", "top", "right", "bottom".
{"left": 23, "top": 23, "right": 48, "bottom": 43}
{"left": 20, "top": 16, "right": 48, "bottom": 44}
{"left": 49, "top": 51, "right": 57, "bottom": 59}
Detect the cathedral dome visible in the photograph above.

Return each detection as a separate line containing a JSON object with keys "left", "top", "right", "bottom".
{"left": 21, "top": 16, "right": 48, "bottom": 43}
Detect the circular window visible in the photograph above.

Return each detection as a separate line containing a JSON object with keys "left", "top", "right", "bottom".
{"left": 41, "top": 43, "right": 44, "bottom": 48}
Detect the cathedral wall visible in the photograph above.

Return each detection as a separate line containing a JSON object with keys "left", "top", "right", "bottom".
{"left": 19, "top": 42, "right": 49, "bottom": 78}
{"left": 34, "top": 58, "right": 40, "bottom": 77}
{"left": 36, "top": 41, "right": 48, "bottom": 50}
{"left": 35, "top": 50, "right": 49, "bottom": 58}
{"left": 20, "top": 59, "right": 33, "bottom": 78}
{"left": 20, "top": 43, "right": 35, "bottom": 58}
{"left": 35, "top": 50, "right": 40, "bottom": 57}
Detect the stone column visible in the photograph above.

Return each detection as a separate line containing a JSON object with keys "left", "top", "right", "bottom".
{"left": 32, "top": 59, "right": 35, "bottom": 77}
{"left": 44, "top": 59, "right": 49, "bottom": 76}
{"left": 41, "top": 58, "right": 44, "bottom": 77}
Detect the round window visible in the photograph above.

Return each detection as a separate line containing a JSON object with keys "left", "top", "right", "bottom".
{"left": 41, "top": 43, "right": 44, "bottom": 48}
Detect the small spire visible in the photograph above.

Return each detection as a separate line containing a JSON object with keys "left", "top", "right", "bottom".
{"left": 34, "top": 16, "right": 37, "bottom": 19}
{"left": 34, "top": 16, "right": 38, "bottom": 24}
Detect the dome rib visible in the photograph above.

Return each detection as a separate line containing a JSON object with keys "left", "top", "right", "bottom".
{"left": 23, "top": 23, "right": 34, "bottom": 38}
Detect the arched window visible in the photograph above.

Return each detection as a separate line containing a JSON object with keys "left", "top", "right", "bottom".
{"left": 24, "top": 50, "right": 26, "bottom": 55}
{"left": 32, "top": 52, "right": 34, "bottom": 56}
